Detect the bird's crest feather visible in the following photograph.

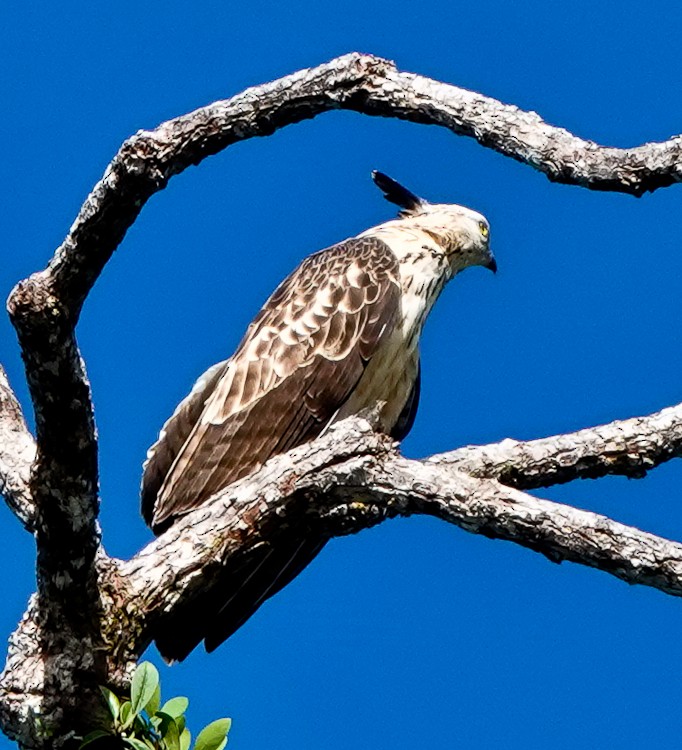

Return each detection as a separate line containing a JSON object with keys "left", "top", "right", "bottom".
{"left": 371, "top": 171, "right": 426, "bottom": 216}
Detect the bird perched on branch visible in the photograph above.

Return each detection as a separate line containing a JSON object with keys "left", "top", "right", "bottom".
{"left": 141, "top": 171, "right": 496, "bottom": 661}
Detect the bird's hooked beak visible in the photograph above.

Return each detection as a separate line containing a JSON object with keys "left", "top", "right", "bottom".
{"left": 485, "top": 256, "right": 498, "bottom": 274}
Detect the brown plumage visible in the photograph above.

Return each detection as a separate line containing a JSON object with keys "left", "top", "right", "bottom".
{"left": 142, "top": 172, "right": 495, "bottom": 661}
{"left": 142, "top": 237, "right": 401, "bottom": 530}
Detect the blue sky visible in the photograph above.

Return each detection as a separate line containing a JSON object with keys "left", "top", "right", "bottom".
{"left": 3, "top": 1, "right": 682, "bottom": 748}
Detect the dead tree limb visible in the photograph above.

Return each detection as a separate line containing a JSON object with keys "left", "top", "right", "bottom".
{"left": 1, "top": 52, "right": 682, "bottom": 749}
{"left": 119, "top": 416, "right": 682, "bottom": 661}
{"left": 431, "top": 401, "right": 682, "bottom": 489}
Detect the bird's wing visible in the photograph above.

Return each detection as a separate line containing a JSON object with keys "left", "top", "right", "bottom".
{"left": 142, "top": 236, "right": 402, "bottom": 531}
{"left": 141, "top": 360, "right": 229, "bottom": 526}
{"left": 391, "top": 359, "right": 420, "bottom": 441}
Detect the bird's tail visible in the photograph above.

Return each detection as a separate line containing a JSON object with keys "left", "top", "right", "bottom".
{"left": 154, "top": 536, "right": 327, "bottom": 662}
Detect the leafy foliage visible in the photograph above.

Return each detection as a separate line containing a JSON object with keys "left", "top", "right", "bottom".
{"left": 80, "top": 662, "right": 231, "bottom": 750}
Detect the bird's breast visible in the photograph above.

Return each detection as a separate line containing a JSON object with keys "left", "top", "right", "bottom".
{"left": 334, "top": 326, "right": 419, "bottom": 433}
{"left": 333, "top": 230, "right": 448, "bottom": 434}
{"left": 334, "top": 273, "right": 434, "bottom": 433}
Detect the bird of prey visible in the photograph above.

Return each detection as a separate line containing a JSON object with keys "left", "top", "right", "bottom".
{"left": 142, "top": 171, "right": 495, "bottom": 661}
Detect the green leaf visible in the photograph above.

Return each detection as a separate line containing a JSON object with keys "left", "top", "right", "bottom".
{"left": 175, "top": 716, "right": 186, "bottom": 735}
{"left": 99, "top": 687, "right": 120, "bottom": 721}
{"left": 80, "top": 730, "right": 111, "bottom": 749}
{"left": 164, "top": 718, "right": 181, "bottom": 750}
{"left": 193, "top": 719, "right": 231, "bottom": 750}
{"left": 160, "top": 697, "right": 189, "bottom": 719}
{"left": 120, "top": 701, "right": 132, "bottom": 729}
{"left": 131, "top": 662, "right": 160, "bottom": 720}
{"left": 215, "top": 740, "right": 227, "bottom": 750}
{"left": 146, "top": 683, "right": 161, "bottom": 717}
{"left": 154, "top": 711, "right": 175, "bottom": 737}
{"left": 124, "top": 738, "right": 151, "bottom": 750}
{"left": 180, "top": 729, "right": 191, "bottom": 750}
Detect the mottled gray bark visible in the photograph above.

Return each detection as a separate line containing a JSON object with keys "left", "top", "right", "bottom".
{"left": 1, "top": 52, "right": 682, "bottom": 749}
{"left": 431, "top": 401, "right": 682, "bottom": 488}
{"left": 120, "top": 415, "right": 682, "bottom": 647}
{"left": 0, "top": 367, "right": 35, "bottom": 530}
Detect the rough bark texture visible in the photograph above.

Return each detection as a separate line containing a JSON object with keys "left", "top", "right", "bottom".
{"left": 2, "top": 53, "right": 682, "bottom": 749}
{"left": 0, "top": 367, "right": 35, "bottom": 530}
{"left": 119, "top": 416, "right": 682, "bottom": 648}
{"left": 430, "top": 401, "right": 682, "bottom": 488}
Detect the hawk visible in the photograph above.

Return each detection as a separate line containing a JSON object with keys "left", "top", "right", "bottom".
{"left": 142, "top": 172, "right": 495, "bottom": 661}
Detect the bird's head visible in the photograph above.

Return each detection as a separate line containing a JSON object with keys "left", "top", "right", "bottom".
{"left": 371, "top": 171, "right": 496, "bottom": 275}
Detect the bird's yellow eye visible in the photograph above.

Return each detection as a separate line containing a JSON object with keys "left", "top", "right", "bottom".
{"left": 479, "top": 221, "right": 489, "bottom": 238}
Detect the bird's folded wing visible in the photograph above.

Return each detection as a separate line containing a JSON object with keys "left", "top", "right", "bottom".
{"left": 141, "top": 359, "right": 228, "bottom": 526}
{"left": 142, "top": 236, "right": 402, "bottom": 531}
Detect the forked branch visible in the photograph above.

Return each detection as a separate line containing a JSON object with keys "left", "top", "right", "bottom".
{"left": 7, "top": 51, "right": 681, "bottom": 601}
{"left": 1, "top": 51, "right": 682, "bottom": 750}
{"left": 119, "top": 414, "right": 682, "bottom": 656}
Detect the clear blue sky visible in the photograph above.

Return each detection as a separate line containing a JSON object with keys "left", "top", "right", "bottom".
{"left": 3, "top": 1, "right": 682, "bottom": 748}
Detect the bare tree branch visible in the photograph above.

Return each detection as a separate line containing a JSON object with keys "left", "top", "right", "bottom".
{"left": 3, "top": 52, "right": 682, "bottom": 749}
{"left": 6, "top": 409, "right": 682, "bottom": 747}
{"left": 117, "top": 417, "right": 682, "bottom": 656}
{"left": 22, "top": 53, "right": 682, "bottom": 337}
{"left": 105, "top": 417, "right": 682, "bottom": 661}
{"left": 7, "top": 50, "right": 681, "bottom": 612}
{"left": 6, "top": 277, "right": 101, "bottom": 610}
{"left": 0, "top": 367, "right": 36, "bottom": 530}
{"left": 431, "top": 401, "right": 682, "bottom": 489}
